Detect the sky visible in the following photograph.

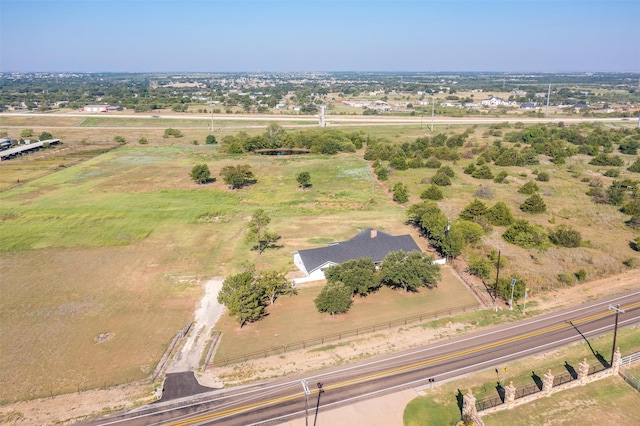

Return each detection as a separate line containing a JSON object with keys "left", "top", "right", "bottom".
{"left": 1, "top": 0, "right": 639, "bottom": 73}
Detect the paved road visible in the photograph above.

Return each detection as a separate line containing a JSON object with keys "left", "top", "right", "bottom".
{"left": 90, "top": 290, "right": 640, "bottom": 426}
{"left": 1, "top": 111, "right": 635, "bottom": 128}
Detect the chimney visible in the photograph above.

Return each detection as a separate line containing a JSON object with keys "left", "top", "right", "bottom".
{"left": 370, "top": 229, "right": 377, "bottom": 238}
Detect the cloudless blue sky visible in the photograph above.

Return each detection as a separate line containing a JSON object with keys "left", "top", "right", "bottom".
{"left": 1, "top": 0, "right": 639, "bottom": 72}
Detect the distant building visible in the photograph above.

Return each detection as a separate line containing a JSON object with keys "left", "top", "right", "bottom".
{"left": 520, "top": 102, "right": 538, "bottom": 110}
{"left": 573, "top": 103, "right": 589, "bottom": 112}
{"left": 83, "top": 104, "right": 122, "bottom": 113}
{"left": 84, "top": 105, "right": 108, "bottom": 113}
{"left": 481, "top": 96, "right": 516, "bottom": 108}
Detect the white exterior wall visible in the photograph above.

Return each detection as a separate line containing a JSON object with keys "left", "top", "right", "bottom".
{"left": 84, "top": 105, "right": 108, "bottom": 113}
{"left": 293, "top": 253, "right": 307, "bottom": 275}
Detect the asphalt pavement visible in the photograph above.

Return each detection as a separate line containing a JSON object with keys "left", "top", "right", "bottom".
{"left": 159, "top": 372, "right": 216, "bottom": 402}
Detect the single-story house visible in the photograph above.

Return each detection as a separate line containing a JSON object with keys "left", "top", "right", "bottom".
{"left": 520, "top": 102, "right": 538, "bottom": 110}
{"left": 292, "top": 228, "right": 422, "bottom": 283}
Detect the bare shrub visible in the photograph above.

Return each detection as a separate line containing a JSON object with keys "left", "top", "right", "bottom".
{"left": 475, "top": 185, "right": 494, "bottom": 199}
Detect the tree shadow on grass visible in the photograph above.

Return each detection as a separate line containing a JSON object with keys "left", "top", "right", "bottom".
{"left": 564, "top": 361, "right": 577, "bottom": 379}
{"left": 456, "top": 389, "right": 464, "bottom": 415}
{"left": 495, "top": 382, "right": 505, "bottom": 402}
{"left": 532, "top": 371, "right": 543, "bottom": 390}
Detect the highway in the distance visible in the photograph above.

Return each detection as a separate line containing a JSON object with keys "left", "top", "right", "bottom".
{"left": 1, "top": 111, "right": 636, "bottom": 128}
{"left": 91, "top": 290, "right": 640, "bottom": 426}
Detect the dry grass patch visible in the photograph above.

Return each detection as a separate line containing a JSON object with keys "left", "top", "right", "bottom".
{"left": 213, "top": 266, "right": 477, "bottom": 361}
{"left": 0, "top": 244, "right": 202, "bottom": 404}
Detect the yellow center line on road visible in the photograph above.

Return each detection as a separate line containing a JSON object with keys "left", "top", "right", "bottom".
{"left": 167, "top": 301, "right": 640, "bottom": 425}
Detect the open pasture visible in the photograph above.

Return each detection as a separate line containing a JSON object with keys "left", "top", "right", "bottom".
{"left": 1, "top": 119, "right": 639, "bottom": 404}
{"left": 0, "top": 143, "right": 426, "bottom": 402}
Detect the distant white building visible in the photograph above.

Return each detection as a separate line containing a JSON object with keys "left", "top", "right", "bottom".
{"left": 83, "top": 105, "right": 122, "bottom": 113}
{"left": 481, "top": 96, "right": 516, "bottom": 108}
{"left": 84, "top": 105, "right": 108, "bottom": 113}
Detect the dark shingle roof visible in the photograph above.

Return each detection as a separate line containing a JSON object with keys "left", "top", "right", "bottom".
{"left": 296, "top": 229, "right": 421, "bottom": 274}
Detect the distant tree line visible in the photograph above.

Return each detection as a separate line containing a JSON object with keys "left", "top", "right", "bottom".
{"left": 221, "top": 123, "right": 365, "bottom": 155}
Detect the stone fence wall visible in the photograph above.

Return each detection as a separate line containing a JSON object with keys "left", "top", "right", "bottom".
{"left": 463, "top": 348, "right": 623, "bottom": 422}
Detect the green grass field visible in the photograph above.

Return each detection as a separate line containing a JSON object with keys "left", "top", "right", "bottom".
{"left": 403, "top": 326, "right": 640, "bottom": 426}
{"left": 0, "top": 143, "right": 431, "bottom": 403}
{"left": 1, "top": 120, "right": 638, "bottom": 407}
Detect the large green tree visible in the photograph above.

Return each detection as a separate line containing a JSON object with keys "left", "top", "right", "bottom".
{"left": 378, "top": 251, "right": 441, "bottom": 292}
{"left": 325, "top": 257, "right": 379, "bottom": 296}
{"left": 258, "top": 269, "right": 296, "bottom": 305}
{"left": 221, "top": 164, "right": 256, "bottom": 189}
{"left": 190, "top": 163, "right": 211, "bottom": 184}
{"left": 217, "top": 270, "right": 267, "bottom": 328}
{"left": 246, "top": 209, "right": 280, "bottom": 254}
{"left": 314, "top": 282, "right": 353, "bottom": 315}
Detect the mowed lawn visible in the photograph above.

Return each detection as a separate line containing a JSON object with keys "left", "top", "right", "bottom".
{"left": 213, "top": 266, "right": 478, "bottom": 361}
{"left": 0, "top": 144, "right": 453, "bottom": 403}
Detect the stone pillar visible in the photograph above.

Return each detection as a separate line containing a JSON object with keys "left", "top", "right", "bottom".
{"left": 612, "top": 347, "right": 622, "bottom": 375}
{"left": 578, "top": 358, "right": 589, "bottom": 385}
{"left": 543, "top": 368, "right": 554, "bottom": 396}
{"left": 462, "top": 388, "right": 477, "bottom": 419}
{"left": 504, "top": 381, "right": 516, "bottom": 408}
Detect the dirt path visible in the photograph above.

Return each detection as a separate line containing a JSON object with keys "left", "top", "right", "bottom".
{"left": 168, "top": 277, "right": 225, "bottom": 373}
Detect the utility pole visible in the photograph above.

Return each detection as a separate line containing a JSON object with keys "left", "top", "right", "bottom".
{"left": 431, "top": 95, "right": 434, "bottom": 132}
{"left": 609, "top": 304, "right": 625, "bottom": 365}
{"left": 509, "top": 278, "right": 516, "bottom": 311}
{"left": 545, "top": 84, "right": 551, "bottom": 116}
{"left": 494, "top": 249, "right": 501, "bottom": 303}
{"left": 301, "top": 379, "right": 310, "bottom": 426}
{"left": 210, "top": 78, "right": 215, "bottom": 134}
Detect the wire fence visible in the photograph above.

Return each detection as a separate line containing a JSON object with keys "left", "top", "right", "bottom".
{"left": 552, "top": 371, "right": 574, "bottom": 386}
{"left": 475, "top": 395, "right": 503, "bottom": 411}
{"left": 620, "top": 368, "right": 640, "bottom": 391}
{"left": 213, "top": 302, "right": 480, "bottom": 367}
{"left": 619, "top": 351, "right": 640, "bottom": 392}
{"left": 588, "top": 363, "right": 607, "bottom": 375}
